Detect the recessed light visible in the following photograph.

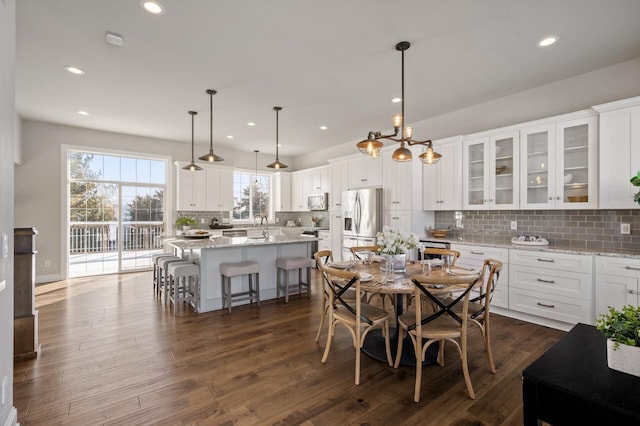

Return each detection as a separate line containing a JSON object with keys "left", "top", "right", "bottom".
{"left": 277, "top": 143, "right": 282, "bottom": 147}
{"left": 538, "top": 35, "right": 559, "bottom": 47}
{"left": 226, "top": 135, "right": 234, "bottom": 139}
{"left": 140, "top": 0, "right": 165, "bottom": 15}
{"left": 65, "top": 66, "right": 85, "bottom": 75}
{"left": 247, "top": 122, "right": 256, "bottom": 126}
{"left": 319, "top": 125, "right": 328, "bottom": 130}
{"left": 391, "top": 97, "right": 402, "bottom": 103}
{"left": 77, "top": 110, "right": 90, "bottom": 116}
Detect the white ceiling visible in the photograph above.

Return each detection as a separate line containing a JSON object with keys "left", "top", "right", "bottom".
{"left": 15, "top": 0, "right": 640, "bottom": 159}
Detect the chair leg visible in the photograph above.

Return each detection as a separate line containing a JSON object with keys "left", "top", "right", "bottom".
{"left": 315, "top": 301, "right": 328, "bottom": 342}
{"left": 355, "top": 329, "right": 361, "bottom": 385}
{"left": 248, "top": 274, "right": 254, "bottom": 305}
{"left": 394, "top": 324, "right": 406, "bottom": 369}
{"left": 226, "top": 276, "right": 232, "bottom": 313}
{"left": 483, "top": 321, "right": 496, "bottom": 373}
{"left": 306, "top": 267, "right": 311, "bottom": 297}
{"left": 255, "top": 273, "right": 260, "bottom": 307}
{"left": 284, "top": 270, "right": 290, "bottom": 303}
{"left": 383, "top": 320, "right": 392, "bottom": 367}
{"left": 220, "top": 274, "right": 225, "bottom": 310}
{"left": 321, "top": 319, "right": 334, "bottom": 363}
{"left": 461, "top": 336, "right": 476, "bottom": 399}
{"left": 414, "top": 338, "right": 424, "bottom": 402}
{"left": 298, "top": 268, "right": 302, "bottom": 296}
{"left": 276, "top": 268, "right": 281, "bottom": 299}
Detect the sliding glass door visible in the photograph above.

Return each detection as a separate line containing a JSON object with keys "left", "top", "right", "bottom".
{"left": 67, "top": 150, "right": 167, "bottom": 277}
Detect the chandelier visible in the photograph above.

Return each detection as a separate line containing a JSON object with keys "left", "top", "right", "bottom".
{"left": 357, "top": 41, "right": 441, "bottom": 164}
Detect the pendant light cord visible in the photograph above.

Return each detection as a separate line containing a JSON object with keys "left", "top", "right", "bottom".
{"left": 401, "top": 47, "right": 405, "bottom": 145}
{"left": 275, "top": 108, "right": 280, "bottom": 161}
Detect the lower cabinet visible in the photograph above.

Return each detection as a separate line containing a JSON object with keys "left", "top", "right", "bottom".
{"left": 330, "top": 211, "right": 343, "bottom": 261}
{"left": 509, "top": 250, "right": 593, "bottom": 325}
{"left": 595, "top": 256, "right": 640, "bottom": 318}
{"left": 451, "top": 244, "right": 509, "bottom": 309}
{"left": 318, "top": 230, "right": 330, "bottom": 252}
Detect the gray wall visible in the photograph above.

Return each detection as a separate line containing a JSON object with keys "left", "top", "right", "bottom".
{"left": 1, "top": 1, "right": 16, "bottom": 424}
{"left": 435, "top": 209, "right": 640, "bottom": 253}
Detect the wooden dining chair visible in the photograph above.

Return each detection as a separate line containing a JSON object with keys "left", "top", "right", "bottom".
{"left": 457, "top": 258, "right": 503, "bottom": 374}
{"left": 422, "top": 248, "right": 461, "bottom": 266}
{"left": 313, "top": 250, "right": 334, "bottom": 342}
{"left": 349, "top": 245, "right": 394, "bottom": 310}
{"left": 320, "top": 265, "right": 393, "bottom": 385}
{"left": 394, "top": 272, "right": 481, "bottom": 402}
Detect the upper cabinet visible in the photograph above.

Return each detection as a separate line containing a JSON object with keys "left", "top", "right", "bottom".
{"left": 290, "top": 172, "right": 305, "bottom": 211}
{"left": 176, "top": 164, "right": 207, "bottom": 211}
{"left": 329, "top": 159, "right": 349, "bottom": 211}
{"left": 309, "top": 166, "right": 330, "bottom": 193}
{"left": 594, "top": 97, "right": 640, "bottom": 209}
{"left": 348, "top": 155, "right": 383, "bottom": 189}
{"left": 520, "top": 112, "right": 597, "bottom": 209}
{"left": 273, "top": 172, "right": 291, "bottom": 212}
{"left": 382, "top": 149, "right": 412, "bottom": 211}
{"left": 423, "top": 136, "right": 462, "bottom": 211}
{"left": 205, "top": 168, "right": 234, "bottom": 211}
{"left": 290, "top": 165, "right": 331, "bottom": 211}
{"left": 463, "top": 131, "right": 519, "bottom": 210}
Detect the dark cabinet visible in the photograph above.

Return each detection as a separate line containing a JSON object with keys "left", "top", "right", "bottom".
{"left": 14, "top": 227, "right": 40, "bottom": 360}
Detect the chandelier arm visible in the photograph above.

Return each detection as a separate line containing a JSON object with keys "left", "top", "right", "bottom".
{"left": 406, "top": 139, "right": 433, "bottom": 146}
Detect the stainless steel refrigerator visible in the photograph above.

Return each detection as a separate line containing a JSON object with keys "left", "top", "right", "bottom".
{"left": 341, "top": 188, "right": 383, "bottom": 261}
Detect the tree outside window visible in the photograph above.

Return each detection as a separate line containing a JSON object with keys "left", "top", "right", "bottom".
{"left": 233, "top": 172, "right": 270, "bottom": 221}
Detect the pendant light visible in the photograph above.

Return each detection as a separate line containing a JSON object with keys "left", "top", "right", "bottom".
{"left": 254, "top": 150, "right": 260, "bottom": 188}
{"left": 266, "top": 106, "right": 288, "bottom": 169}
{"left": 357, "top": 41, "right": 441, "bottom": 164}
{"left": 198, "top": 89, "right": 224, "bottom": 162}
{"left": 183, "top": 111, "right": 203, "bottom": 171}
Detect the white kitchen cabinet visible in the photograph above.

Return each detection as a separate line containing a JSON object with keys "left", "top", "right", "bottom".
{"left": 383, "top": 210, "right": 411, "bottom": 236}
{"left": 508, "top": 250, "right": 593, "bottom": 325}
{"left": 309, "top": 166, "right": 330, "bottom": 193}
{"left": 273, "top": 172, "right": 291, "bottom": 212}
{"left": 205, "top": 168, "right": 234, "bottom": 211}
{"left": 348, "top": 155, "right": 383, "bottom": 189}
{"left": 382, "top": 149, "right": 412, "bottom": 211}
{"left": 290, "top": 172, "right": 305, "bottom": 211}
{"left": 422, "top": 137, "right": 462, "bottom": 211}
{"left": 595, "top": 256, "right": 640, "bottom": 318}
{"left": 463, "top": 131, "right": 519, "bottom": 210}
{"left": 318, "top": 230, "right": 331, "bottom": 252}
{"left": 451, "top": 244, "right": 509, "bottom": 309}
{"left": 330, "top": 212, "right": 343, "bottom": 261}
{"left": 520, "top": 113, "right": 597, "bottom": 209}
{"left": 176, "top": 163, "right": 207, "bottom": 211}
{"left": 330, "top": 159, "right": 349, "bottom": 210}
{"left": 593, "top": 97, "right": 640, "bottom": 209}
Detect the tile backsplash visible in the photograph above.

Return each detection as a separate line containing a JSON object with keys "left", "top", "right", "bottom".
{"left": 434, "top": 209, "right": 640, "bottom": 253}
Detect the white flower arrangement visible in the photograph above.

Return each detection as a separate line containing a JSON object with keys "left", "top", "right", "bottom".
{"left": 376, "top": 226, "right": 420, "bottom": 255}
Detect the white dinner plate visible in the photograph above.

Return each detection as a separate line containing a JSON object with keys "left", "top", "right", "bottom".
{"left": 359, "top": 272, "right": 373, "bottom": 282}
{"left": 329, "top": 261, "right": 352, "bottom": 269}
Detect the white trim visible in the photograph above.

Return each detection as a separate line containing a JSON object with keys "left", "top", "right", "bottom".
{"left": 492, "top": 306, "right": 574, "bottom": 332}
{"left": 35, "top": 274, "right": 63, "bottom": 284}
{"left": 593, "top": 96, "right": 640, "bottom": 113}
{"left": 4, "top": 407, "right": 18, "bottom": 426}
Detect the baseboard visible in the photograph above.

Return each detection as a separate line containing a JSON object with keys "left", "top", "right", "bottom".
{"left": 35, "top": 274, "right": 62, "bottom": 285}
{"left": 492, "top": 306, "right": 575, "bottom": 332}
{"left": 4, "top": 407, "right": 18, "bottom": 426}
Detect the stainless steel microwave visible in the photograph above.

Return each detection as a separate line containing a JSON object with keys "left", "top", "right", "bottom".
{"left": 308, "top": 193, "right": 328, "bottom": 211}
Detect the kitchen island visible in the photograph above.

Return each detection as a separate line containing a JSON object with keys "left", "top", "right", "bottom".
{"left": 162, "top": 234, "right": 317, "bottom": 313}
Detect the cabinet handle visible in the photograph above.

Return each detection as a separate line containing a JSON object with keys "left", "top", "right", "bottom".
{"left": 557, "top": 196, "right": 561, "bottom": 200}
{"left": 537, "top": 302, "right": 555, "bottom": 309}
{"left": 470, "top": 251, "right": 484, "bottom": 255}
{"left": 549, "top": 197, "right": 553, "bottom": 200}
{"left": 537, "top": 258, "right": 555, "bottom": 263}
{"left": 537, "top": 278, "right": 556, "bottom": 284}
{"left": 628, "top": 290, "right": 637, "bottom": 295}
{"left": 625, "top": 266, "right": 640, "bottom": 271}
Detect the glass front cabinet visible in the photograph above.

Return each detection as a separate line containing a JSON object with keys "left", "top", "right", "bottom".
{"left": 463, "top": 131, "right": 519, "bottom": 210}
{"left": 520, "top": 113, "right": 597, "bottom": 209}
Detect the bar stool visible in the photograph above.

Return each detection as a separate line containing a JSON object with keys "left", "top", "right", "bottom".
{"left": 158, "top": 256, "right": 191, "bottom": 304}
{"left": 219, "top": 261, "right": 260, "bottom": 313}
{"left": 153, "top": 253, "right": 177, "bottom": 296}
{"left": 167, "top": 262, "right": 200, "bottom": 315}
{"left": 276, "top": 256, "right": 313, "bottom": 303}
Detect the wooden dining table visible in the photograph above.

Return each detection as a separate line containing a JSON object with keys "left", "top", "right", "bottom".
{"left": 348, "top": 260, "right": 479, "bottom": 367}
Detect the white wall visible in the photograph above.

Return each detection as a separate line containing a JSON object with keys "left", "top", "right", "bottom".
{"left": 0, "top": 0, "right": 17, "bottom": 424}
{"left": 294, "top": 56, "right": 640, "bottom": 170}
{"left": 14, "top": 120, "right": 293, "bottom": 281}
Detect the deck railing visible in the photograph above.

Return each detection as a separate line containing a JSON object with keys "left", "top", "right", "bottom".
{"left": 69, "top": 222, "right": 164, "bottom": 254}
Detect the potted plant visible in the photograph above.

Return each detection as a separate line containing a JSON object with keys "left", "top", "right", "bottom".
{"left": 631, "top": 171, "right": 640, "bottom": 205}
{"left": 596, "top": 305, "right": 640, "bottom": 377}
{"left": 174, "top": 216, "right": 198, "bottom": 232}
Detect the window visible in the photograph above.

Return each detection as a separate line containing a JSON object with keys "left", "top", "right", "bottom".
{"left": 233, "top": 171, "right": 270, "bottom": 221}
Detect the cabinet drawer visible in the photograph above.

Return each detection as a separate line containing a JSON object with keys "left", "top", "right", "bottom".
{"left": 509, "top": 250, "right": 592, "bottom": 273}
{"left": 509, "top": 264, "right": 592, "bottom": 300}
{"left": 595, "top": 256, "right": 640, "bottom": 279}
{"left": 455, "top": 257, "right": 509, "bottom": 310}
{"left": 509, "top": 287, "right": 592, "bottom": 324}
{"left": 452, "top": 244, "right": 509, "bottom": 264}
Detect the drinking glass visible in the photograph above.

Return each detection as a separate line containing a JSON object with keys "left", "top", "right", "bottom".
{"left": 363, "top": 251, "right": 373, "bottom": 265}
{"left": 421, "top": 259, "right": 431, "bottom": 275}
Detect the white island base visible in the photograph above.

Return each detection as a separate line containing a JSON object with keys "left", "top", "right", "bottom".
{"left": 166, "top": 236, "right": 315, "bottom": 313}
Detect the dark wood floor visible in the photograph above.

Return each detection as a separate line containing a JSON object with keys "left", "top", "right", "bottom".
{"left": 14, "top": 270, "right": 564, "bottom": 425}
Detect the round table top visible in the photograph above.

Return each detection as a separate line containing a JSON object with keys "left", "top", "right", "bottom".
{"left": 342, "top": 262, "right": 479, "bottom": 295}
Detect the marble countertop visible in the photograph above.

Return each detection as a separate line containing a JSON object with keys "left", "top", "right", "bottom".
{"left": 161, "top": 235, "right": 318, "bottom": 250}
{"left": 420, "top": 236, "right": 640, "bottom": 259}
